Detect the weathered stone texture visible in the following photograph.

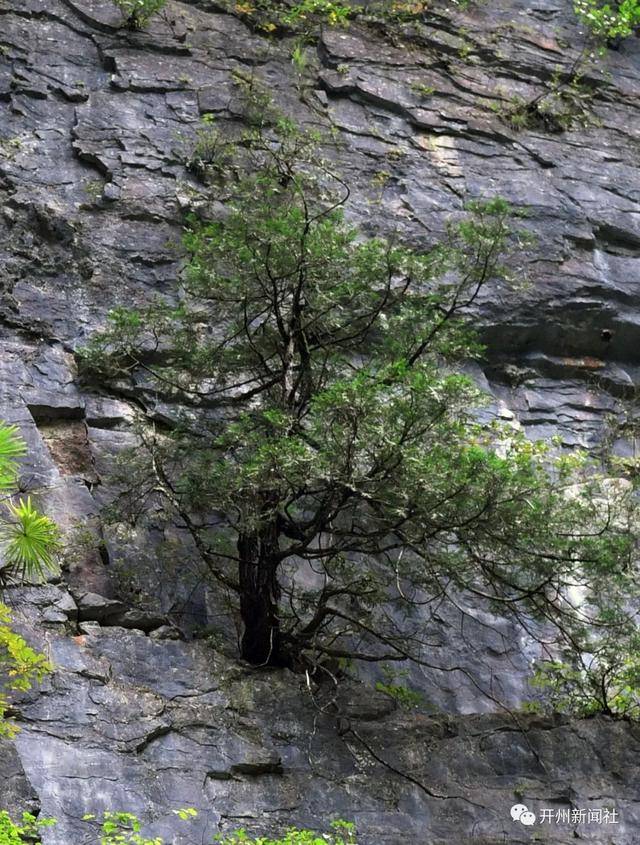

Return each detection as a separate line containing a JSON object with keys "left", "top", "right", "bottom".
{"left": 1, "top": 0, "right": 639, "bottom": 841}
{"left": 4, "top": 617, "right": 640, "bottom": 843}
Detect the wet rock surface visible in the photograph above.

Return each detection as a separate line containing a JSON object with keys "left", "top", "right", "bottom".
{"left": 1, "top": 0, "right": 639, "bottom": 841}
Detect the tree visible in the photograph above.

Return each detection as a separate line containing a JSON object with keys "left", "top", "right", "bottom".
{"left": 0, "top": 422, "right": 59, "bottom": 737}
{"left": 528, "top": 621, "right": 640, "bottom": 718}
{"left": 80, "top": 117, "right": 639, "bottom": 694}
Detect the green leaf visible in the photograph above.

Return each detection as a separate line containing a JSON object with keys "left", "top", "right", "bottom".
{"left": 0, "top": 424, "right": 26, "bottom": 491}
{"left": 1, "top": 496, "right": 60, "bottom": 582}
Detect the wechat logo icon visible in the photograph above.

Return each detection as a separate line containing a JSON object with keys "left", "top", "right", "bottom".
{"left": 511, "top": 804, "right": 536, "bottom": 826}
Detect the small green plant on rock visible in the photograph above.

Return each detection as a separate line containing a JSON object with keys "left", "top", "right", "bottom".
{"left": 291, "top": 43, "right": 309, "bottom": 73}
{"left": 375, "top": 666, "right": 423, "bottom": 709}
{"left": 0, "top": 422, "right": 60, "bottom": 738}
{"left": 283, "top": 0, "right": 352, "bottom": 28}
{"left": 187, "top": 117, "right": 236, "bottom": 184}
{"left": 0, "top": 811, "right": 56, "bottom": 845}
{"left": 215, "top": 820, "right": 357, "bottom": 845}
{"left": 366, "top": 1, "right": 429, "bottom": 24}
{"left": 410, "top": 81, "right": 436, "bottom": 97}
{"left": 1, "top": 812, "right": 354, "bottom": 845}
{"left": 112, "top": 0, "right": 166, "bottom": 29}
{"left": 0, "top": 605, "right": 52, "bottom": 738}
{"left": 84, "top": 180, "right": 105, "bottom": 203}
{"left": 83, "top": 809, "right": 198, "bottom": 845}
{"left": 574, "top": 0, "right": 640, "bottom": 43}
{"left": 491, "top": 64, "right": 599, "bottom": 133}
{"left": 598, "top": 388, "right": 640, "bottom": 478}
{"left": 0, "top": 138, "right": 22, "bottom": 161}
{"left": 86, "top": 811, "right": 162, "bottom": 845}
{"left": 0, "top": 422, "right": 60, "bottom": 585}
{"left": 494, "top": 94, "right": 532, "bottom": 130}
{"left": 231, "top": 0, "right": 352, "bottom": 35}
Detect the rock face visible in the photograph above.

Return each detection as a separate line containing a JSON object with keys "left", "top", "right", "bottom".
{"left": 1, "top": 0, "right": 639, "bottom": 842}
{"left": 4, "top": 610, "right": 640, "bottom": 844}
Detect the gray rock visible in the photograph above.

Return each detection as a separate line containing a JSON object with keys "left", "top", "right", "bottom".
{"left": 149, "top": 625, "right": 183, "bottom": 640}
{"left": 78, "top": 621, "right": 102, "bottom": 635}
{"left": 0, "top": 741, "right": 39, "bottom": 816}
{"left": 1, "top": 0, "right": 640, "bottom": 840}
{"left": 73, "top": 591, "right": 125, "bottom": 622}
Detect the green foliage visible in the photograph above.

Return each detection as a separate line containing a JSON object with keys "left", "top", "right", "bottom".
{"left": 231, "top": 0, "right": 352, "bottom": 34}
{"left": 599, "top": 391, "right": 640, "bottom": 479}
{"left": 82, "top": 809, "right": 197, "bottom": 845}
{"left": 229, "top": 0, "right": 437, "bottom": 37}
{"left": 77, "top": 307, "right": 146, "bottom": 380}
{"left": 491, "top": 67, "right": 599, "bottom": 133}
{"left": 1, "top": 811, "right": 353, "bottom": 845}
{"left": 575, "top": 0, "right": 640, "bottom": 41}
{"left": 531, "top": 627, "right": 640, "bottom": 719}
{"left": 361, "top": 1, "right": 429, "bottom": 25}
{"left": 112, "top": 0, "right": 166, "bottom": 29}
{"left": 0, "top": 422, "right": 58, "bottom": 738}
{"left": 0, "top": 422, "right": 60, "bottom": 585}
{"left": 410, "top": 81, "right": 436, "bottom": 97}
{"left": 375, "top": 667, "right": 423, "bottom": 709}
{"left": 0, "top": 424, "right": 27, "bottom": 490}
{"left": 0, "top": 604, "right": 52, "bottom": 738}
{"left": 0, "top": 811, "right": 56, "bottom": 845}
{"left": 80, "top": 106, "right": 640, "bottom": 710}
{"left": 283, "top": 0, "right": 352, "bottom": 27}
{"left": 215, "top": 820, "right": 357, "bottom": 845}
{"left": 86, "top": 811, "right": 162, "bottom": 845}
{"left": 291, "top": 43, "right": 309, "bottom": 73}
{"left": 174, "top": 809, "right": 198, "bottom": 822}
{"left": 2, "top": 497, "right": 60, "bottom": 581}
{"left": 186, "top": 117, "right": 236, "bottom": 184}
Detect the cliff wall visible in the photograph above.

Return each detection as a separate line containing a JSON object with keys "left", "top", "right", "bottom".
{"left": 1, "top": 0, "right": 639, "bottom": 842}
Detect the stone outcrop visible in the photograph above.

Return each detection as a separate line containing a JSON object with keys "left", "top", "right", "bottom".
{"left": 4, "top": 605, "right": 640, "bottom": 844}
{"left": 1, "top": 0, "right": 639, "bottom": 841}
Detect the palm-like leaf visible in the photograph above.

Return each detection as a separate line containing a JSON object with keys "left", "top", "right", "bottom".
{"left": 1, "top": 497, "right": 60, "bottom": 582}
{"left": 0, "top": 423, "right": 26, "bottom": 491}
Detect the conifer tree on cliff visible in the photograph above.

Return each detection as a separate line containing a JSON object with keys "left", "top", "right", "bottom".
{"left": 81, "top": 109, "right": 638, "bottom": 701}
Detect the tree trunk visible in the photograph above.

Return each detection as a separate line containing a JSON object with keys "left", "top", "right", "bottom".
{"left": 237, "top": 522, "right": 288, "bottom": 667}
